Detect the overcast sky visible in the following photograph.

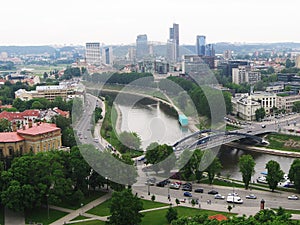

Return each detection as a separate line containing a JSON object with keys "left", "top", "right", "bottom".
{"left": 1, "top": 0, "right": 299, "bottom": 46}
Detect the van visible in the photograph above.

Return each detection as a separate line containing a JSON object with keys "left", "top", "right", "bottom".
{"left": 226, "top": 196, "right": 243, "bottom": 204}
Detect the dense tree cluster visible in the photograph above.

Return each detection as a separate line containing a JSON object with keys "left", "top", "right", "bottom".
{"left": 239, "top": 155, "right": 256, "bottom": 189}
{"left": 0, "top": 147, "right": 106, "bottom": 212}
{"left": 161, "top": 76, "right": 232, "bottom": 119}
{"left": 289, "top": 159, "right": 300, "bottom": 193}
{"left": 85, "top": 72, "right": 154, "bottom": 86}
{"left": 0, "top": 81, "right": 34, "bottom": 105}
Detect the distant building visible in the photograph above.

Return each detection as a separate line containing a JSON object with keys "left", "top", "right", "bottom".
{"left": 218, "top": 60, "right": 249, "bottom": 77}
{"left": 169, "top": 23, "right": 179, "bottom": 61}
{"left": 296, "top": 55, "right": 300, "bottom": 69}
{"left": 196, "top": 35, "right": 206, "bottom": 56}
{"left": 232, "top": 66, "right": 261, "bottom": 85}
{"left": 223, "top": 50, "right": 232, "bottom": 60}
{"left": 102, "top": 47, "right": 113, "bottom": 65}
{"left": 182, "top": 55, "right": 215, "bottom": 75}
{"left": 0, "top": 122, "right": 62, "bottom": 158}
{"left": 277, "top": 93, "right": 300, "bottom": 113}
{"left": 205, "top": 44, "right": 215, "bottom": 57}
{"left": 15, "top": 84, "right": 81, "bottom": 101}
{"left": 136, "top": 34, "right": 148, "bottom": 59}
{"left": 166, "top": 39, "right": 176, "bottom": 62}
{"left": 266, "top": 84, "right": 284, "bottom": 93}
{"left": 85, "top": 42, "right": 101, "bottom": 65}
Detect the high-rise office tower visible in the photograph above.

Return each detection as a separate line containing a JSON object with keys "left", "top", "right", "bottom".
{"left": 102, "top": 47, "right": 113, "bottom": 65}
{"left": 169, "top": 23, "right": 179, "bottom": 61}
{"left": 136, "top": 34, "right": 148, "bottom": 59}
{"left": 196, "top": 35, "right": 206, "bottom": 56}
{"left": 85, "top": 42, "right": 101, "bottom": 65}
{"left": 166, "top": 39, "right": 176, "bottom": 62}
{"left": 205, "top": 44, "right": 215, "bottom": 57}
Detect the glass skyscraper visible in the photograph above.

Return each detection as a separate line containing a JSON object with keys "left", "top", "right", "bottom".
{"left": 196, "top": 35, "right": 206, "bottom": 56}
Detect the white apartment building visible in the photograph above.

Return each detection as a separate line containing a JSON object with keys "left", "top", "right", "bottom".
{"left": 232, "top": 66, "right": 261, "bottom": 85}
{"left": 85, "top": 42, "right": 101, "bottom": 66}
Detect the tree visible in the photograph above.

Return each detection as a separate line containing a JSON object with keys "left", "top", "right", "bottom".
{"left": 31, "top": 100, "right": 44, "bottom": 109}
{"left": 205, "top": 158, "right": 222, "bottom": 185}
{"left": 288, "top": 159, "right": 300, "bottom": 193}
{"left": 239, "top": 155, "right": 255, "bottom": 189}
{"left": 118, "top": 131, "right": 141, "bottom": 153}
{"left": 166, "top": 207, "right": 178, "bottom": 224}
{"left": 151, "top": 194, "right": 155, "bottom": 202}
{"left": 255, "top": 108, "right": 266, "bottom": 121}
{"left": 227, "top": 205, "right": 233, "bottom": 212}
{"left": 191, "top": 199, "right": 195, "bottom": 207}
{"left": 0, "top": 118, "right": 12, "bottom": 132}
{"left": 293, "top": 101, "right": 300, "bottom": 113}
{"left": 266, "top": 160, "right": 284, "bottom": 192}
{"left": 108, "top": 189, "right": 143, "bottom": 225}
{"left": 179, "top": 149, "right": 203, "bottom": 182}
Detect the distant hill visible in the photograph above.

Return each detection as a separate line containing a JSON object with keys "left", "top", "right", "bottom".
{"left": 0, "top": 46, "right": 56, "bottom": 55}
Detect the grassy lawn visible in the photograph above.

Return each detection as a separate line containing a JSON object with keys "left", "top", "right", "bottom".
{"left": 25, "top": 207, "right": 68, "bottom": 225}
{"left": 54, "top": 191, "right": 107, "bottom": 210}
{"left": 71, "top": 220, "right": 106, "bottom": 225}
{"left": 88, "top": 198, "right": 169, "bottom": 217}
{"left": 265, "top": 133, "right": 300, "bottom": 152}
{"left": 273, "top": 208, "right": 300, "bottom": 215}
{"left": 226, "top": 124, "right": 241, "bottom": 131}
{"left": 141, "top": 206, "right": 234, "bottom": 225}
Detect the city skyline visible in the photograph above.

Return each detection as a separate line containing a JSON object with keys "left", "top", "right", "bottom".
{"left": 1, "top": 0, "right": 300, "bottom": 46}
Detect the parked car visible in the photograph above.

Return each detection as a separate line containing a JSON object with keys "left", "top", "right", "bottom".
{"left": 170, "top": 182, "right": 181, "bottom": 189}
{"left": 214, "top": 194, "right": 225, "bottom": 199}
{"left": 288, "top": 195, "right": 299, "bottom": 200}
{"left": 194, "top": 188, "right": 204, "bottom": 193}
{"left": 145, "top": 178, "right": 156, "bottom": 186}
{"left": 208, "top": 190, "right": 218, "bottom": 195}
{"left": 246, "top": 194, "right": 257, "bottom": 199}
{"left": 183, "top": 192, "right": 192, "bottom": 197}
{"left": 182, "top": 183, "right": 192, "bottom": 191}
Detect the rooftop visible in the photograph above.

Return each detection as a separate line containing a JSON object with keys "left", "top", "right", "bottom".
{"left": 17, "top": 123, "right": 60, "bottom": 136}
{"left": 0, "top": 132, "right": 24, "bottom": 142}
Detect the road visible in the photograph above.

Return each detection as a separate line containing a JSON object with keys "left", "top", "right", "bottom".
{"left": 132, "top": 180, "right": 300, "bottom": 212}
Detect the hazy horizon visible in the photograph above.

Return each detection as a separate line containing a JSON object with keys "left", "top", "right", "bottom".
{"left": 1, "top": 0, "right": 299, "bottom": 46}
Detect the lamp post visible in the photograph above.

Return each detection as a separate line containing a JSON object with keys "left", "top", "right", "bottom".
{"left": 167, "top": 183, "right": 170, "bottom": 201}
{"left": 147, "top": 181, "right": 150, "bottom": 195}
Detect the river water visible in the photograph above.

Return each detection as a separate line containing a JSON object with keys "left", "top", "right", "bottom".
{"left": 117, "top": 102, "right": 296, "bottom": 181}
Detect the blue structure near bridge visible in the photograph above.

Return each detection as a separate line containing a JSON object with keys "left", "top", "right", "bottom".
{"left": 178, "top": 114, "right": 188, "bottom": 126}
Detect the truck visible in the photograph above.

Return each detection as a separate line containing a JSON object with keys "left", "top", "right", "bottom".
{"left": 226, "top": 196, "right": 243, "bottom": 204}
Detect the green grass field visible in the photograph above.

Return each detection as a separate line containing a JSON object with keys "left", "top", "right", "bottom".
{"left": 54, "top": 191, "right": 107, "bottom": 210}
{"left": 87, "top": 198, "right": 169, "bottom": 217}
{"left": 265, "top": 133, "right": 300, "bottom": 152}
{"left": 141, "top": 206, "right": 234, "bottom": 225}
{"left": 25, "top": 208, "right": 68, "bottom": 225}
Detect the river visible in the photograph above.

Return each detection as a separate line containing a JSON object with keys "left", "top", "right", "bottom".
{"left": 117, "top": 102, "right": 296, "bottom": 181}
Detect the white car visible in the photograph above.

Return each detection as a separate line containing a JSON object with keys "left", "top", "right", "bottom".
{"left": 288, "top": 195, "right": 299, "bottom": 200}
{"left": 227, "top": 195, "right": 243, "bottom": 204}
{"left": 214, "top": 194, "right": 225, "bottom": 199}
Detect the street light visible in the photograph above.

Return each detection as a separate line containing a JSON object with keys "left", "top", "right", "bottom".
{"left": 147, "top": 181, "right": 150, "bottom": 195}
{"left": 167, "top": 183, "right": 170, "bottom": 201}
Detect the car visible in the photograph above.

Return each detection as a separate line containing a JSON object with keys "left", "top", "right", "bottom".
{"left": 214, "top": 194, "right": 225, "bottom": 199}
{"left": 145, "top": 178, "right": 156, "bottom": 186}
{"left": 228, "top": 192, "right": 239, "bottom": 196}
{"left": 288, "top": 195, "right": 299, "bottom": 200}
{"left": 194, "top": 188, "right": 204, "bottom": 193}
{"left": 246, "top": 194, "right": 257, "bottom": 199}
{"left": 247, "top": 130, "right": 252, "bottom": 133}
{"left": 183, "top": 192, "right": 192, "bottom": 197}
{"left": 261, "top": 124, "right": 266, "bottom": 128}
{"left": 208, "top": 190, "right": 218, "bottom": 195}
{"left": 170, "top": 182, "right": 181, "bottom": 189}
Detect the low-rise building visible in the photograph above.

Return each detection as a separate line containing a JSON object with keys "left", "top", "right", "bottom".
{"left": 0, "top": 122, "right": 61, "bottom": 158}
{"left": 232, "top": 94, "right": 261, "bottom": 121}
{"left": 277, "top": 93, "right": 300, "bottom": 112}
{"left": 250, "top": 92, "right": 277, "bottom": 114}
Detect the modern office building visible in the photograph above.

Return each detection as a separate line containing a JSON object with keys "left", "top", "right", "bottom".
{"left": 196, "top": 35, "right": 206, "bottom": 56}
{"left": 136, "top": 34, "right": 148, "bottom": 60}
{"left": 166, "top": 39, "right": 176, "bottom": 62}
{"left": 169, "top": 23, "right": 179, "bottom": 61}
{"left": 102, "top": 47, "right": 113, "bottom": 65}
{"left": 85, "top": 42, "right": 101, "bottom": 65}
{"left": 205, "top": 44, "right": 215, "bottom": 57}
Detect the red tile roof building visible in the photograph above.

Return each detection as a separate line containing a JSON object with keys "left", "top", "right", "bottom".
{"left": 0, "top": 122, "right": 61, "bottom": 158}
